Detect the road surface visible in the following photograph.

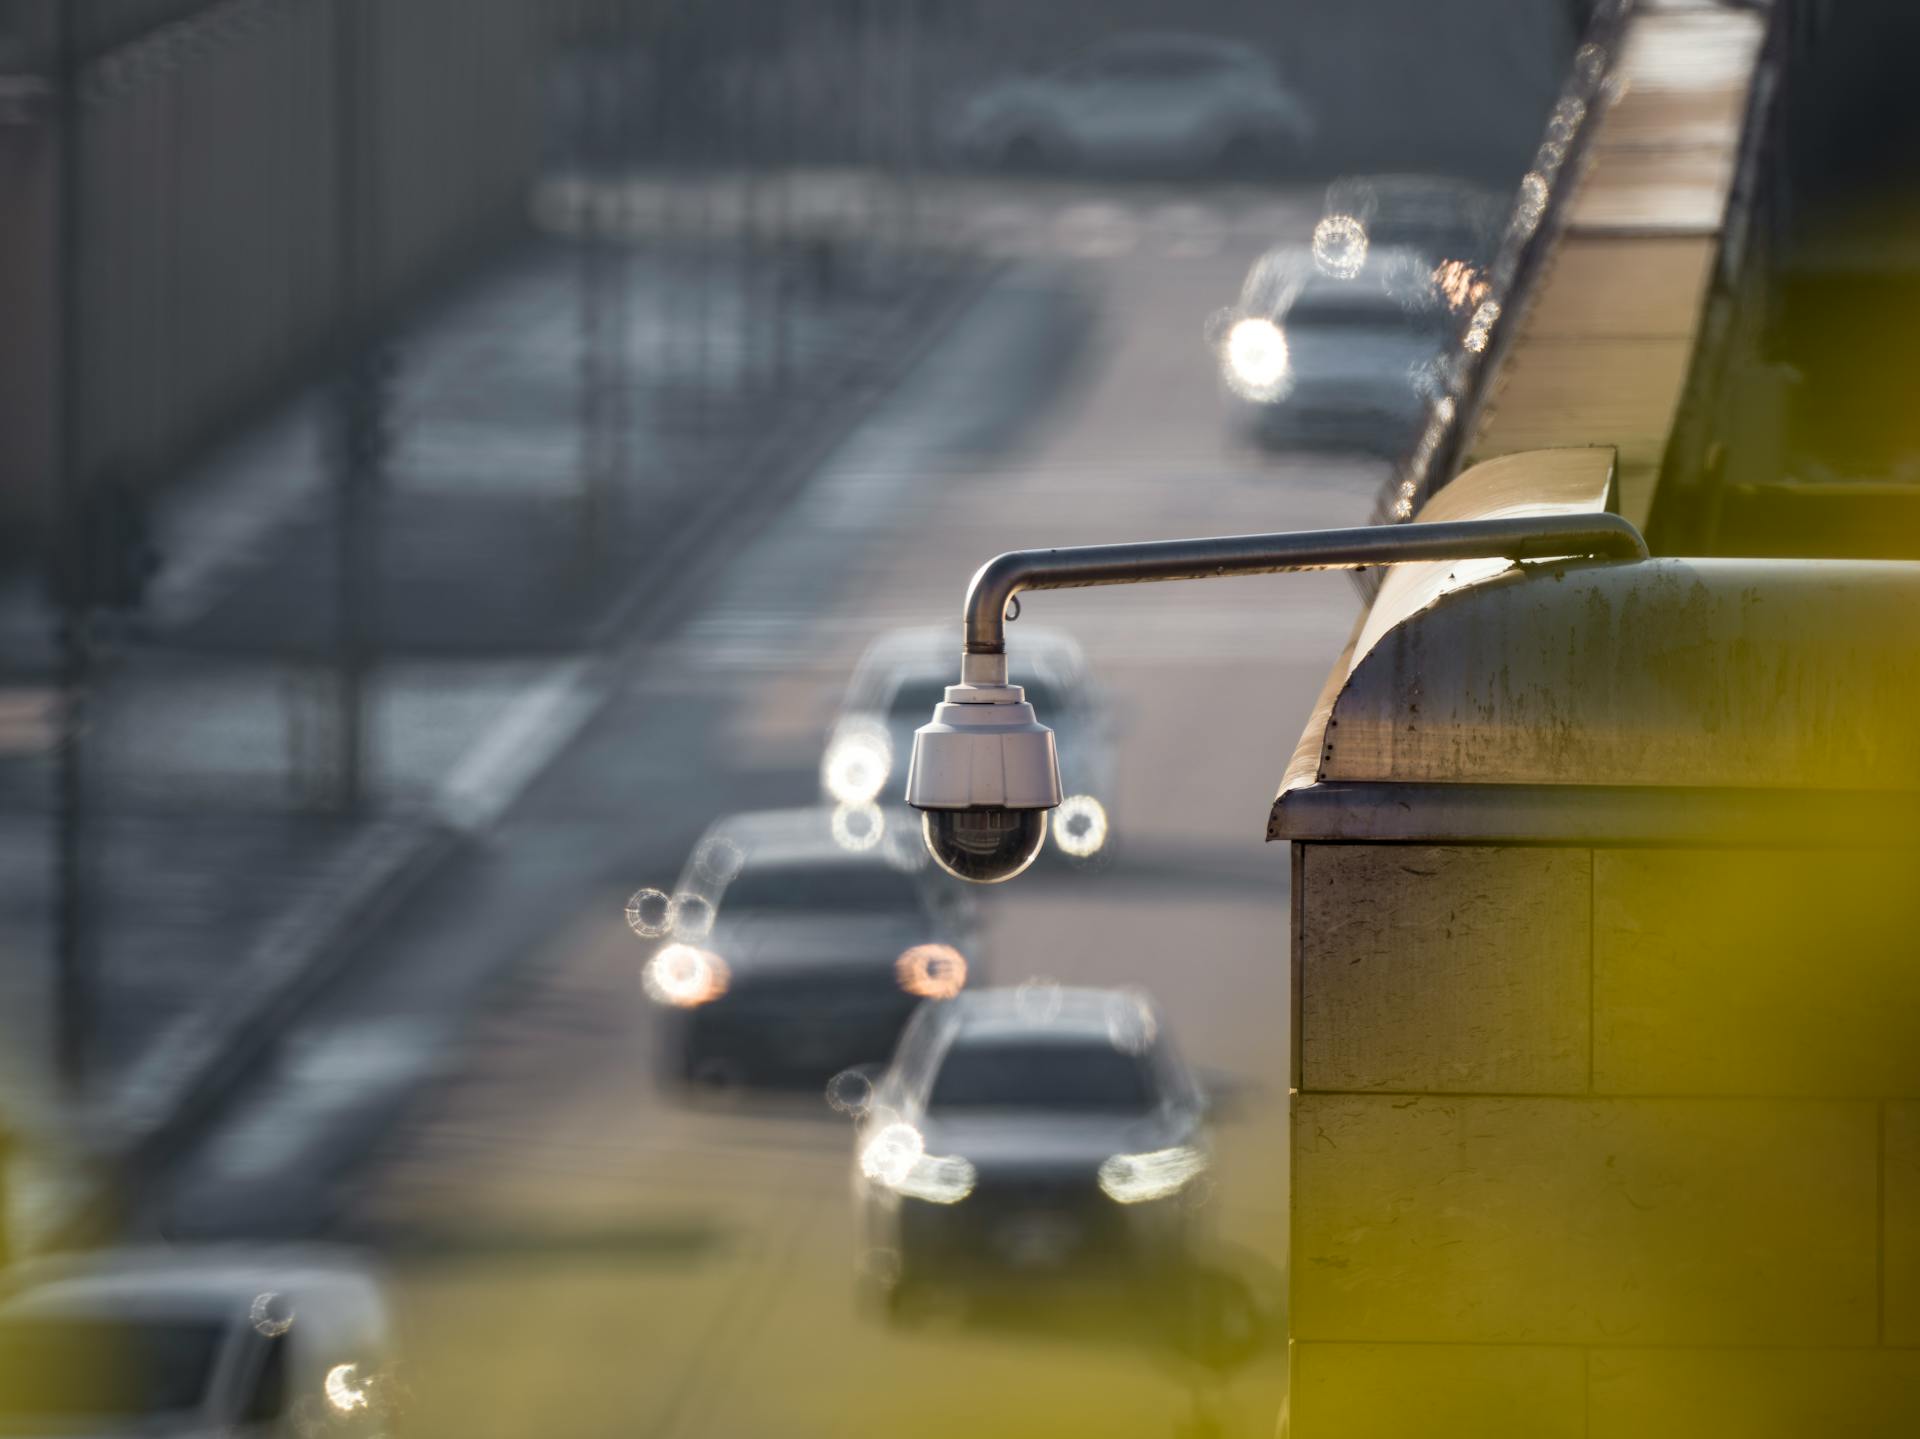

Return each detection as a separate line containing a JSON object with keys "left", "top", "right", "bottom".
{"left": 151, "top": 180, "right": 1393, "bottom": 1439}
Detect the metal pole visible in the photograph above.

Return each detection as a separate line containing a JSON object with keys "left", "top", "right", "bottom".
{"left": 330, "top": 0, "right": 380, "bottom": 811}
{"left": 901, "top": 0, "right": 919, "bottom": 264}
{"left": 51, "top": 0, "right": 94, "bottom": 1093}
{"left": 576, "top": 16, "right": 610, "bottom": 567}
{"left": 773, "top": 0, "right": 794, "bottom": 391}
{"left": 959, "top": 514, "right": 1651, "bottom": 662}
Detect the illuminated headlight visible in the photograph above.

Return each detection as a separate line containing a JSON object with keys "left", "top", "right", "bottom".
{"left": 895, "top": 943, "right": 968, "bottom": 1000}
{"left": 1098, "top": 1146, "right": 1206, "bottom": 1204}
{"left": 822, "top": 723, "right": 891, "bottom": 806}
{"left": 1051, "top": 794, "right": 1109, "bottom": 858}
{"left": 325, "top": 1363, "right": 371, "bottom": 1414}
{"left": 1223, "top": 317, "right": 1290, "bottom": 400}
{"left": 860, "top": 1122, "right": 977, "bottom": 1204}
{"left": 642, "top": 943, "right": 730, "bottom": 1008}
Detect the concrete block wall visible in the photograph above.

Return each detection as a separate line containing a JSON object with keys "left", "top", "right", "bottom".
{"left": 1288, "top": 842, "right": 1920, "bottom": 1437}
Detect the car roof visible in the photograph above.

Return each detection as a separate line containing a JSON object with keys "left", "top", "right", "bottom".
{"left": 695, "top": 806, "right": 926, "bottom": 873}
{"left": 1326, "top": 173, "right": 1501, "bottom": 216}
{"left": 935, "top": 986, "right": 1161, "bottom": 1046}
{"left": 0, "top": 1247, "right": 385, "bottom": 1324}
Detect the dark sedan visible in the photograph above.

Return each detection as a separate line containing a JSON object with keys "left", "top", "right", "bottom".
{"left": 646, "top": 807, "right": 979, "bottom": 1090}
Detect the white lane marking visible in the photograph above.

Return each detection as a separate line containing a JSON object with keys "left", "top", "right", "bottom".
{"left": 434, "top": 658, "right": 604, "bottom": 834}
{"left": 200, "top": 1018, "right": 449, "bottom": 1181}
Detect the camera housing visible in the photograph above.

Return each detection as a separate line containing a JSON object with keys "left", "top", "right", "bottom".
{"left": 905, "top": 682, "right": 1061, "bottom": 883}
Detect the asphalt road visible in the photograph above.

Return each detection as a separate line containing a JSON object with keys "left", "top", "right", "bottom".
{"left": 149, "top": 183, "right": 1393, "bottom": 1439}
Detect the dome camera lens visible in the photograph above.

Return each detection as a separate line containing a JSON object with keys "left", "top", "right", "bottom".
{"left": 921, "top": 807, "right": 1050, "bottom": 884}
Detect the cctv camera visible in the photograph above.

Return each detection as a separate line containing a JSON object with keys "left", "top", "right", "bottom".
{"left": 905, "top": 681, "right": 1061, "bottom": 884}
{"left": 920, "top": 808, "right": 1051, "bottom": 884}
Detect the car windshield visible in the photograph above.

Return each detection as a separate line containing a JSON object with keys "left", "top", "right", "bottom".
{"left": 1370, "top": 217, "right": 1491, "bottom": 258}
{"left": 928, "top": 1040, "right": 1156, "bottom": 1112}
{"left": 0, "top": 1317, "right": 225, "bottom": 1424}
{"left": 1286, "top": 294, "right": 1415, "bottom": 329}
{"left": 723, "top": 861, "right": 921, "bottom": 915}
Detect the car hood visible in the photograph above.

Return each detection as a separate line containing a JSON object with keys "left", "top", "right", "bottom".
{"left": 707, "top": 913, "right": 947, "bottom": 976}
{"left": 918, "top": 1110, "right": 1195, "bottom": 1179}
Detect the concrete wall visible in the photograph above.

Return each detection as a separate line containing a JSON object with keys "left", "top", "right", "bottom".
{"left": 1288, "top": 840, "right": 1920, "bottom": 1437}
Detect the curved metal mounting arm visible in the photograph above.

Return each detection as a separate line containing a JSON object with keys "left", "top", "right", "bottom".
{"left": 959, "top": 513, "right": 1648, "bottom": 666}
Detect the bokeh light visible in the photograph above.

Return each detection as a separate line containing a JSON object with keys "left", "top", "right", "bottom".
{"left": 826, "top": 1066, "right": 876, "bottom": 1116}
{"left": 250, "top": 1291, "right": 295, "bottom": 1338}
{"left": 670, "top": 891, "right": 716, "bottom": 941}
{"left": 830, "top": 801, "right": 886, "bottom": 852}
{"left": 694, "top": 835, "right": 746, "bottom": 884}
{"left": 1310, "top": 212, "right": 1369, "bottom": 280}
{"left": 895, "top": 942, "right": 969, "bottom": 1000}
{"left": 1464, "top": 299, "right": 1502, "bottom": 353}
{"left": 1052, "top": 794, "right": 1110, "bottom": 858}
{"left": 325, "top": 1364, "right": 371, "bottom": 1414}
{"left": 822, "top": 722, "right": 892, "bottom": 805}
{"left": 624, "top": 887, "right": 676, "bottom": 939}
{"left": 643, "top": 944, "right": 730, "bottom": 1008}
{"left": 859, "top": 1121, "right": 925, "bottom": 1186}
{"left": 1223, "top": 316, "right": 1291, "bottom": 401}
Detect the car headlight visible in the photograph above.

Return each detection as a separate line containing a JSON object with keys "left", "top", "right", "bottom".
{"left": 1098, "top": 1145, "right": 1206, "bottom": 1204}
{"left": 822, "top": 723, "right": 891, "bottom": 805}
{"left": 642, "top": 944, "right": 730, "bottom": 1008}
{"left": 1222, "top": 316, "right": 1290, "bottom": 400}
{"left": 861, "top": 1122, "right": 976, "bottom": 1204}
{"left": 1051, "top": 794, "right": 1109, "bottom": 857}
{"left": 895, "top": 943, "right": 968, "bottom": 1000}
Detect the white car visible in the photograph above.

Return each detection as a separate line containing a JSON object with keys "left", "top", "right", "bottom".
{"left": 945, "top": 32, "right": 1314, "bottom": 176}
{"left": 849, "top": 986, "right": 1210, "bottom": 1313}
{"left": 1216, "top": 176, "right": 1505, "bottom": 452}
{"left": 0, "top": 1247, "right": 393, "bottom": 1437}
{"left": 1318, "top": 174, "right": 1507, "bottom": 271}
{"left": 820, "top": 626, "right": 1117, "bottom": 864}
{"left": 1221, "top": 257, "right": 1454, "bottom": 454}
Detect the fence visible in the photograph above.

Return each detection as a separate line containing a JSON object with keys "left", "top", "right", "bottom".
{"left": 0, "top": 0, "right": 543, "bottom": 555}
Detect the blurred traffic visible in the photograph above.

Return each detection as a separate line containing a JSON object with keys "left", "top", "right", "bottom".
{"left": 0, "top": 1247, "right": 393, "bottom": 1436}
{"left": 0, "top": 0, "right": 1585, "bottom": 1434}
{"left": 1215, "top": 174, "right": 1506, "bottom": 453}
{"left": 641, "top": 805, "right": 979, "bottom": 1089}
{"left": 846, "top": 986, "right": 1211, "bottom": 1315}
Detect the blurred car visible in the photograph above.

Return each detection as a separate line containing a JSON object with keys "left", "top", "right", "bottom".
{"left": 1318, "top": 173, "right": 1507, "bottom": 276}
{"left": 648, "top": 807, "right": 980, "bottom": 1089}
{"left": 0, "top": 1246, "right": 392, "bottom": 1437}
{"left": 850, "top": 986, "right": 1210, "bottom": 1313}
{"left": 821, "top": 625, "right": 1116, "bottom": 864}
{"left": 1215, "top": 176, "right": 1505, "bottom": 454}
{"left": 1219, "top": 255, "right": 1456, "bottom": 454}
{"left": 944, "top": 32, "right": 1313, "bottom": 176}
